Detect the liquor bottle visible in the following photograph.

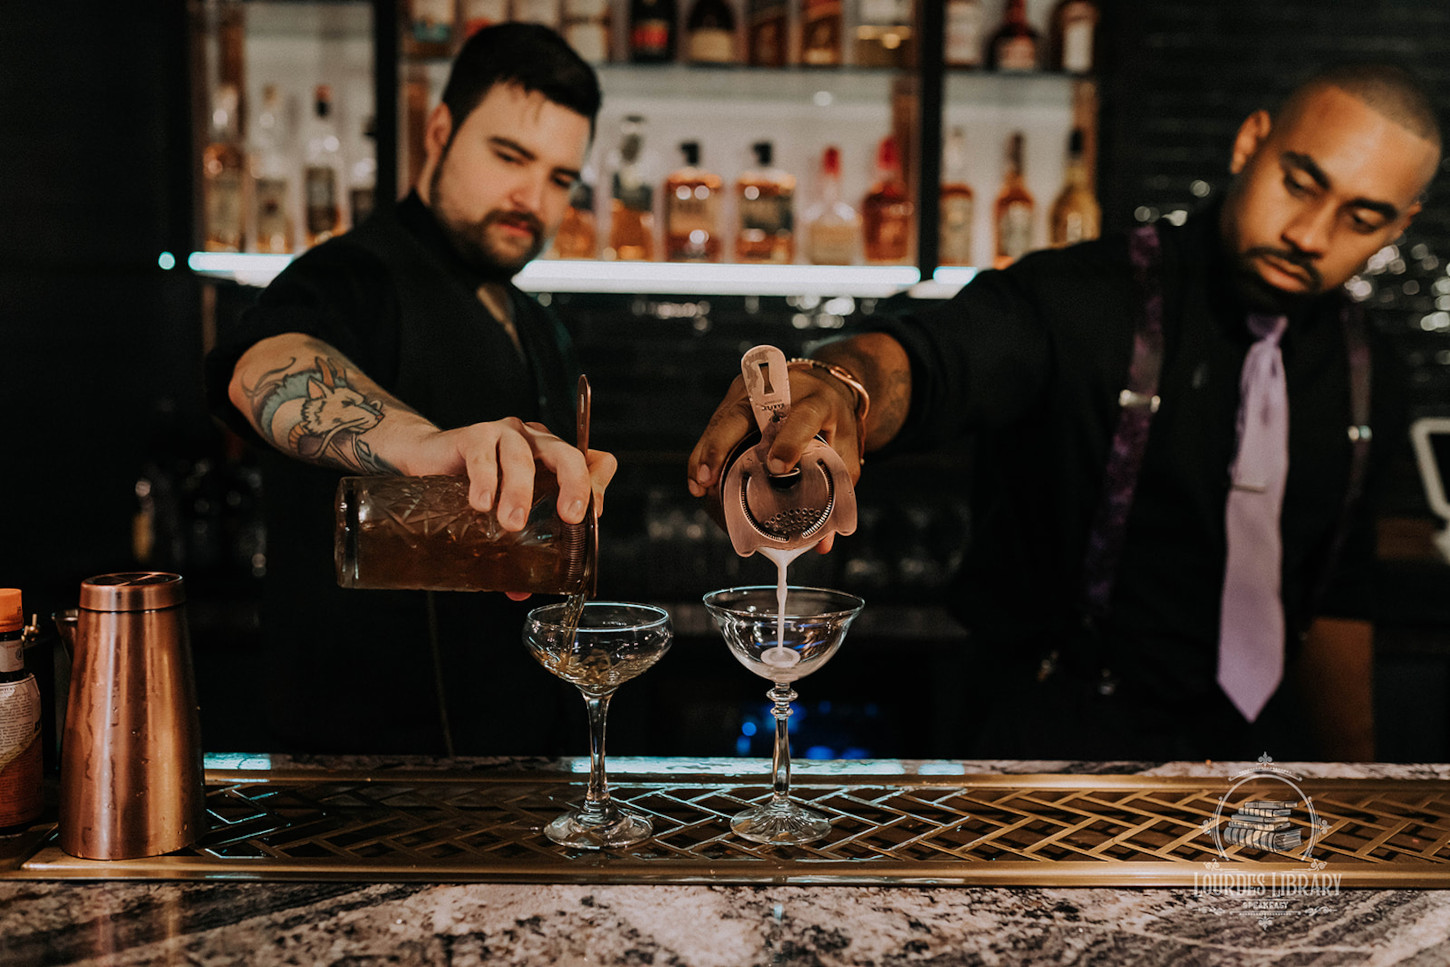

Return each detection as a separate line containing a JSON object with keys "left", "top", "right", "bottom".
{"left": 606, "top": 115, "right": 656, "bottom": 260}
{"left": 735, "top": 141, "right": 795, "bottom": 263}
{"left": 664, "top": 141, "right": 724, "bottom": 261}
{"left": 630, "top": 0, "right": 677, "bottom": 62}
{"left": 798, "top": 0, "right": 842, "bottom": 66}
{"left": 460, "top": 0, "right": 509, "bottom": 39}
{"left": 563, "top": 0, "right": 613, "bottom": 62}
{"left": 862, "top": 135, "right": 913, "bottom": 264}
{"left": 1048, "top": 0, "right": 1098, "bottom": 74}
{"left": 944, "top": 0, "right": 984, "bottom": 69}
{"left": 350, "top": 116, "right": 378, "bottom": 228}
{"left": 303, "top": 85, "right": 345, "bottom": 248}
{"left": 554, "top": 179, "right": 598, "bottom": 258}
{"left": 250, "top": 84, "right": 293, "bottom": 254}
{"left": 202, "top": 83, "right": 245, "bottom": 253}
{"left": 514, "top": 0, "right": 563, "bottom": 29}
{"left": 993, "top": 131, "right": 1034, "bottom": 267}
{"left": 0, "top": 590, "right": 43, "bottom": 832}
{"left": 1049, "top": 128, "right": 1100, "bottom": 247}
{"left": 804, "top": 145, "right": 862, "bottom": 265}
{"left": 854, "top": 0, "right": 913, "bottom": 69}
{"left": 938, "top": 126, "right": 974, "bottom": 266}
{"left": 685, "top": 0, "right": 737, "bottom": 63}
{"left": 746, "top": 0, "right": 788, "bottom": 66}
{"left": 404, "top": 0, "right": 456, "bottom": 58}
{"left": 986, "top": 0, "right": 1039, "bottom": 72}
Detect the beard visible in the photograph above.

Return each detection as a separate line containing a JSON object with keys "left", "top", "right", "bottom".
{"left": 429, "top": 166, "right": 547, "bottom": 278}
{"left": 1225, "top": 245, "right": 1325, "bottom": 315}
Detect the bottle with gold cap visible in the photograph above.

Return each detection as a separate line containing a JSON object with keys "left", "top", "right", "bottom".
{"left": 0, "top": 588, "right": 43, "bottom": 830}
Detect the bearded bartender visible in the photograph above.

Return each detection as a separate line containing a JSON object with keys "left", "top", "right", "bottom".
{"left": 689, "top": 62, "right": 1442, "bottom": 761}
{"left": 205, "top": 24, "right": 616, "bottom": 754}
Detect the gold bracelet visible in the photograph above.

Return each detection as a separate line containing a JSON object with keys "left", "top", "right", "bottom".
{"left": 787, "top": 357, "right": 871, "bottom": 460}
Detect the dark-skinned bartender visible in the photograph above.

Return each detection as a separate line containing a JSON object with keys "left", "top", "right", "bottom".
{"left": 205, "top": 24, "right": 616, "bottom": 754}
{"left": 689, "top": 62, "right": 1442, "bottom": 761}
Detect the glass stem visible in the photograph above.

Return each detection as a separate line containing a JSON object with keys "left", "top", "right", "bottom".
{"left": 580, "top": 690, "right": 616, "bottom": 823}
{"left": 769, "top": 683, "right": 797, "bottom": 805}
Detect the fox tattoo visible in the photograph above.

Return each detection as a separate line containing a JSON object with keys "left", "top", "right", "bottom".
{"left": 244, "top": 356, "right": 395, "bottom": 472}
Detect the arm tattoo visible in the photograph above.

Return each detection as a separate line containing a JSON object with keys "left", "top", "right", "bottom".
{"left": 240, "top": 355, "right": 399, "bottom": 473}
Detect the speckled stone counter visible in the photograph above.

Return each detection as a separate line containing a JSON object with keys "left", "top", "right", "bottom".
{"left": 3, "top": 758, "right": 1449, "bottom": 966}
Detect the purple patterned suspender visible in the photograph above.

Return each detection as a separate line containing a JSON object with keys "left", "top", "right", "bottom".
{"left": 1078, "top": 224, "right": 1374, "bottom": 632}
{"left": 1080, "top": 224, "right": 1165, "bottom": 622}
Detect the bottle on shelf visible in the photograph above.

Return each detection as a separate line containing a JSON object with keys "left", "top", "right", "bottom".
{"left": 938, "top": 126, "right": 974, "bottom": 266}
{"left": 735, "top": 141, "right": 795, "bottom": 264}
{"left": 203, "top": 82, "right": 245, "bottom": 253}
{"left": 554, "top": 178, "right": 599, "bottom": 258}
{"left": 685, "top": 0, "right": 738, "bottom": 63}
{"left": 746, "top": 0, "right": 788, "bottom": 67}
{"left": 861, "top": 135, "right": 913, "bottom": 264}
{"left": 250, "top": 84, "right": 293, "bottom": 254}
{"left": 804, "top": 145, "right": 863, "bottom": 265}
{"left": 1048, "top": 0, "right": 1098, "bottom": 74}
{"left": 986, "top": 0, "right": 1039, "bottom": 72}
{"left": 993, "top": 131, "right": 1034, "bottom": 268}
{"left": 404, "top": 0, "right": 456, "bottom": 58}
{"left": 303, "top": 84, "right": 346, "bottom": 248}
{"left": 629, "top": 0, "right": 678, "bottom": 62}
{"left": 1049, "top": 127, "right": 1100, "bottom": 247}
{"left": 514, "top": 0, "right": 563, "bottom": 30}
{"left": 606, "top": 115, "right": 656, "bottom": 260}
{"left": 0, "top": 590, "right": 43, "bottom": 832}
{"left": 798, "top": 0, "right": 843, "bottom": 66}
{"left": 853, "top": 0, "right": 913, "bottom": 69}
{"left": 350, "top": 116, "right": 378, "bottom": 228}
{"left": 563, "top": 0, "right": 613, "bottom": 63}
{"left": 944, "top": 0, "right": 984, "bottom": 69}
{"left": 460, "top": 0, "right": 509, "bottom": 39}
{"left": 664, "top": 141, "right": 724, "bottom": 261}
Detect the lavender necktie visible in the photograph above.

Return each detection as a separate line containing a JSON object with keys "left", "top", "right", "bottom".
{"left": 1218, "top": 313, "right": 1289, "bottom": 722}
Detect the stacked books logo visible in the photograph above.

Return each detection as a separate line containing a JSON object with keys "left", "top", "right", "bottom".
{"left": 1220, "top": 798, "right": 1303, "bottom": 854}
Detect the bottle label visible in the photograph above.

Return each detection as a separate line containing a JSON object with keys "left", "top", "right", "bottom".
{"left": 409, "top": 0, "right": 454, "bottom": 42}
{"left": 0, "top": 676, "right": 42, "bottom": 828}
{"left": 945, "top": 2, "right": 983, "bottom": 67}
{"left": 997, "top": 35, "right": 1037, "bottom": 71}
{"left": 799, "top": 0, "right": 841, "bottom": 64}
{"left": 939, "top": 194, "right": 975, "bottom": 264}
{"left": 998, "top": 201, "right": 1033, "bottom": 259}
{"left": 807, "top": 219, "right": 860, "bottom": 265}
{"left": 859, "top": 0, "right": 909, "bottom": 25}
{"left": 305, "top": 166, "right": 339, "bottom": 235}
{"left": 667, "top": 185, "right": 721, "bottom": 236}
{"left": 1062, "top": 18, "right": 1094, "bottom": 73}
{"left": 739, "top": 191, "right": 794, "bottom": 236}
{"left": 631, "top": 19, "right": 672, "bottom": 55}
{"left": 205, "top": 169, "right": 244, "bottom": 248}
{"left": 254, "top": 177, "right": 291, "bottom": 252}
{"left": 687, "top": 29, "right": 735, "bottom": 62}
{"left": 513, "top": 0, "right": 562, "bottom": 27}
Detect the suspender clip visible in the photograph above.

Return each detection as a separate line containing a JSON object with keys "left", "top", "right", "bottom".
{"left": 1118, "top": 389, "right": 1160, "bottom": 412}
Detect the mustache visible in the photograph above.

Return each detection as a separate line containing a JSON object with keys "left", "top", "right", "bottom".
{"left": 484, "top": 209, "right": 544, "bottom": 239}
{"left": 1245, "top": 245, "right": 1323, "bottom": 290}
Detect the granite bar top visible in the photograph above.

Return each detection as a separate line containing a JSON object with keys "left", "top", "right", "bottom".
{"left": 3, "top": 758, "right": 1449, "bottom": 966}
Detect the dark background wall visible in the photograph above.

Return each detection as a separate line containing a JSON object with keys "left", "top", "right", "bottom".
{"left": 3, "top": 0, "right": 1449, "bottom": 757}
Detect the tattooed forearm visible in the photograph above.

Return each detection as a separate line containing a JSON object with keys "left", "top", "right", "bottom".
{"left": 240, "top": 353, "right": 399, "bottom": 473}
{"left": 815, "top": 333, "right": 912, "bottom": 452}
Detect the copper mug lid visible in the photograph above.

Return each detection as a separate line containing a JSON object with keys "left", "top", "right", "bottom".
{"left": 79, "top": 572, "right": 186, "bottom": 612}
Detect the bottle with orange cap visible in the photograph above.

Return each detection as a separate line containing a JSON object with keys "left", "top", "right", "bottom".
{"left": 0, "top": 588, "right": 43, "bottom": 830}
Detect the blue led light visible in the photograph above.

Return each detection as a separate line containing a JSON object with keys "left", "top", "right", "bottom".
{"left": 157, "top": 251, "right": 176, "bottom": 270}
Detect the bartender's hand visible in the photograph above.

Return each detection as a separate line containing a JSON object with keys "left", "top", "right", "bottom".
{"left": 687, "top": 365, "right": 864, "bottom": 555}
{"left": 411, "top": 419, "right": 617, "bottom": 530}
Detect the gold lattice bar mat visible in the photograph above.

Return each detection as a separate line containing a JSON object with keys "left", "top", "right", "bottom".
{"left": 7, "top": 770, "right": 1450, "bottom": 886}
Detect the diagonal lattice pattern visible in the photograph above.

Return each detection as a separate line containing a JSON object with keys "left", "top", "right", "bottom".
{"left": 10, "top": 771, "right": 1450, "bottom": 886}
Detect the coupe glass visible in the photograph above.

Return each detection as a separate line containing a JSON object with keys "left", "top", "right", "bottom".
{"left": 703, "top": 585, "right": 864, "bottom": 845}
{"left": 524, "top": 600, "right": 673, "bottom": 849}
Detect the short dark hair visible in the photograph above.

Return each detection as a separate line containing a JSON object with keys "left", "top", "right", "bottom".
{"left": 1279, "top": 61, "right": 1442, "bottom": 152}
{"left": 440, "top": 22, "right": 602, "bottom": 139}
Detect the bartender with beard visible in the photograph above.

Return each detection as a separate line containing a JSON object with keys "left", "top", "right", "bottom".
{"left": 205, "top": 23, "right": 616, "bottom": 754}
{"left": 689, "top": 62, "right": 1441, "bottom": 761}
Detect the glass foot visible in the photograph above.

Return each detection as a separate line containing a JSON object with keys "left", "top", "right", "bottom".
{"left": 731, "top": 800, "right": 832, "bottom": 845}
{"left": 544, "top": 803, "right": 653, "bottom": 850}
